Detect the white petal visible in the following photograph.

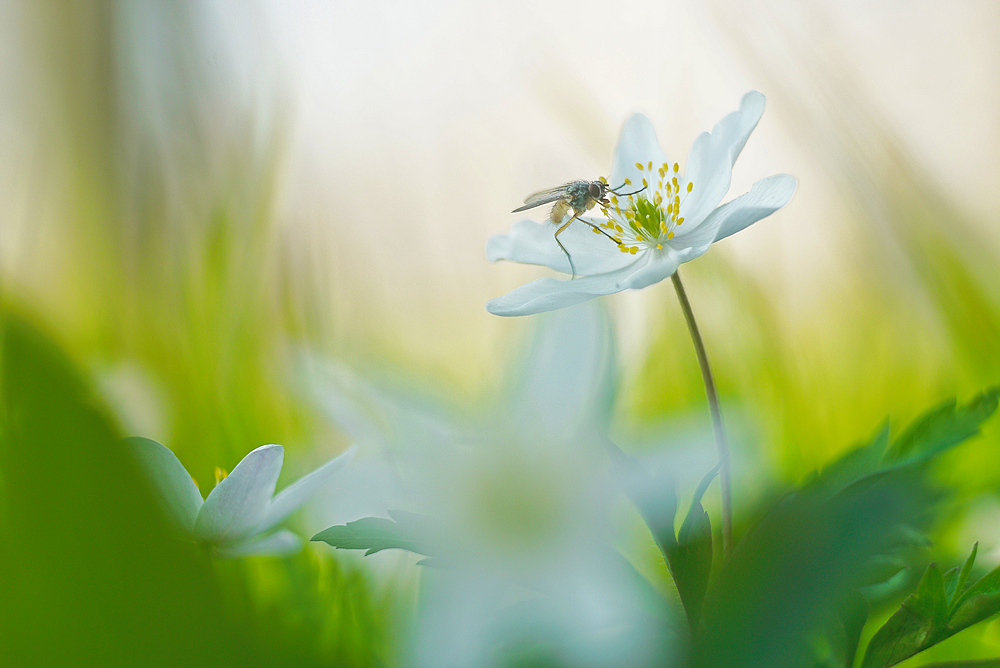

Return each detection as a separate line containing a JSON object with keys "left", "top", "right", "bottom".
{"left": 509, "top": 303, "right": 616, "bottom": 440}
{"left": 609, "top": 114, "right": 669, "bottom": 194}
{"left": 126, "top": 437, "right": 204, "bottom": 533}
{"left": 486, "top": 218, "right": 636, "bottom": 276}
{"left": 712, "top": 174, "right": 797, "bottom": 242}
{"left": 680, "top": 91, "right": 766, "bottom": 229}
{"left": 253, "top": 445, "right": 358, "bottom": 535}
{"left": 212, "top": 530, "right": 302, "bottom": 558}
{"left": 675, "top": 174, "right": 797, "bottom": 250}
{"left": 486, "top": 250, "right": 681, "bottom": 317}
{"left": 194, "top": 444, "right": 284, "bottom": 543}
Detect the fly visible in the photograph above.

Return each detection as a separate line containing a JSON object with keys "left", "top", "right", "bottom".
{"left": 513, "top": 178, "right": 646, "bottom": 278}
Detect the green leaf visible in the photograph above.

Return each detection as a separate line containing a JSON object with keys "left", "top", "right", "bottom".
{"left": 811, "top": 423, "right": 890, "bottom": 497}
{"left": 859, "top": 556, "right": 908, "bottom": 588}
{"left": 812, "top": 389, "right": 999, "bottom": 503}
{"left": 826, "top": 590, "right": 868, "bottom": 668}
{"left": 950, "top": 543, "right": 979, "bottom": 611}
{"left": 862, "top": 544, "right": 1000, "bottom": 668}
{"left": 862, "top": 563, "right": 951, "bottom": 668}
{"left": 666, "top": 462, "right": 720, "bottom": 631}
{"left": 0, "top": 310, "right": 248, "bottom": 665}
{"left": 944, "top": 566, "right": 961, "bottom": 603}
{"left": 915, "top": 661, "right": 1000, "bottom": 668}
{"left": 691, "top": 467, "right": 931, "bottom": 668}
{"left": 883, "top": 388, "right": 1000, "bottom": 466}
{"left": 948, "top": 557, "right": 1000, "bottom": 632}
{"left": 312, "top": 511, "right": 438, "bottom": 557}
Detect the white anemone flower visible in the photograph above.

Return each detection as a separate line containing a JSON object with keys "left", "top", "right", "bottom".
{"left": 128, "top": 438, "right": 357, "bottom": 558}
{"left": 303, "top": 303, "right": 676, "bottom": 666}
{"left": 486, "top": 91, "right": 796, "bottom": 316}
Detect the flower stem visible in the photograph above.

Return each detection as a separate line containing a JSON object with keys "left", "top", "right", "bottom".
{"left": 671, "top": 270, "right": 732, "bottom": 560}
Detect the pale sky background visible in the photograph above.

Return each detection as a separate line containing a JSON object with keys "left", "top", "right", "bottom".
{"left": 1, "top": 0, "right": 998, "bottom": 387}
{"left": 266, "top": 0, "right": 1000, "bottom": 366}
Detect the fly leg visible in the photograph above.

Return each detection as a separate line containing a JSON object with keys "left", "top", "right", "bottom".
{"left": 580, "top": 219, "right": 623, "bottom": 246}
{"left": 555, "top": 212, "right": 627, "bottom": 279}
{"left": 553, "top": 215, "right": 578, "bottom": 279}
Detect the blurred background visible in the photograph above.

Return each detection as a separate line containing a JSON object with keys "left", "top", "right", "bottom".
{"left": 1, "top": 0, "right": 998, "bottom": 665}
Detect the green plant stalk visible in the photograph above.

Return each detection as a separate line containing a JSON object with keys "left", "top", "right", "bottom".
{"left": 671, "top": 270, "right": 732, "bottom": 560}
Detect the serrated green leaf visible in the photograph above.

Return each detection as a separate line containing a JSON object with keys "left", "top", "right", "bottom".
{"left": 811, "top": 423, "right": 890, "bottom": 497}
{"left": 312, "top": 514, "right": 435, "bottom": 557}
{"left": 949, "top": 592, "right": 1000, "bottom": 633}
{"left": 692, "top": 466, "right": 930, "bottom": 668}
{"left": 954, "top": 566, "right": 1000, "bottom": 613}
{"left": 666, "top": 462, "right": 720, "bottom": 631}
{"left": 915, "top": 661, "right": 1000, "bottom": 667}
{"left": 948, "top": 557, "right": 1000, "bottom": 631}
{"left": 950, "top": 543, "right": 979, "bottom": 611}
{"left": 863, "top": 544, "right": 1000, "bottom": 668}
{"left": 915, "top": 563, "right": 949, "bottom": 623}
{"left": 883, "top": 388, "right": 1000, "bottom": 466}
{"left": 944, "top": 566, "right": 961, "bottom": 603}
{"left": 862, "top": 563, "right": 949, "bottom": 668}
{"left": 812, "top": 390, "right": 998, "bottom": 505}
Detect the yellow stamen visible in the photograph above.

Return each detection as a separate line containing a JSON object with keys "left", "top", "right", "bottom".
{"left": 667, "top": 232, "right": 674, "bottom": 239}
{"left": 673, "top": 163, "right": 679, "bottom": 172}
{"left": 687, "top": 182, "right": 693, "bottom": 192}
{"left": 214, "top": 467, "right": 229, "bottom": 486}
{"left": 656, "top": 244, "right": 663, "bottom": 249}
{"left": 630, "top": 246, "right": 638, "bottom": 254}
{"left": 635, "top": 162, "right": 644, "bottom": 170}
{"left": 677, "top": 217, "right": 684, "bottom": 225}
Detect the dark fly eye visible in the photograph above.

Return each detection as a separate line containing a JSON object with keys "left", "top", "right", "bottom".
{"left": 588, "top": 182, "right": 603, "bottom": 198}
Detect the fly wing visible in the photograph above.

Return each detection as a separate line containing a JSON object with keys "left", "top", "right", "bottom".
{"left": 511, "top": 185, "right": 571, "bottom": 213}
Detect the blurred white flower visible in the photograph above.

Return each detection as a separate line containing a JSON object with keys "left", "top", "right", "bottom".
{"left": 128, "top": 437, "right": 356, "bottom": 558}
{"left": 303, "top": 303, "right": 675, "bottom": 666}
{"left": 486, "top": 91, "right": 796, "bottom": 316}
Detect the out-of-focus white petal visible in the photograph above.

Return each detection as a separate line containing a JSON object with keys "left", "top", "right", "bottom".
{"left": 609, "top": 114, "right": 669, "bottom": 192}
{"left": 680, "top": 91, "right": 766, "bottom": 229}
{"left": 509, "top": 303, "right": 616, "bottom": 442}
{"left": 126, "top": 437, "right": 204, "bottom": 533}
{"left": 486, "top": 250, "right": 682, "bottom": 317}
{"left": 194, "top": 444, "right": 284, "bottom": 543}
{"left": 254, "top": 445, "right": 358, "bottom": 535}
{"left": 486, "top": 219, "right": 635, "bottom": 276}
{"left": 213, "top": 530, "right": 302, "bottom": 558}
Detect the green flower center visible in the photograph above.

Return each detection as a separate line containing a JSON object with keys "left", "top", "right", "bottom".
{"left": 594, "top": 161, "right": 695, "bottom": 255}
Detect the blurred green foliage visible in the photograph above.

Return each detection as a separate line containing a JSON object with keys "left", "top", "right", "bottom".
{"left": 0, "top": 308, "right": 402, "bottom": 667}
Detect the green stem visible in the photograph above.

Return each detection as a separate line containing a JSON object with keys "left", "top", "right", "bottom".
{"left": 671, "top": 270, "right": 732, "bottom": 560}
